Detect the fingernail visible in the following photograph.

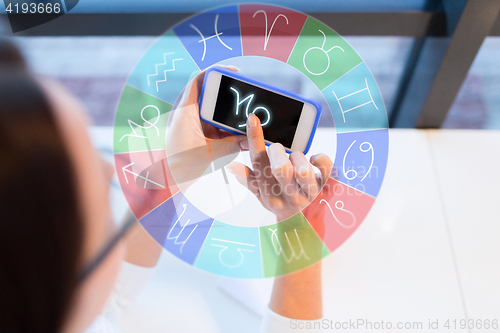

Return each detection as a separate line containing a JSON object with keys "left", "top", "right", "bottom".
{"left": 248, "top": 113, "right": 258, "bottom": 128}
{"left": 239, "top": 139, "right": 249, "bottom": 150}
{"left": 225, "top": 65, "right": 240, "bottom": 71}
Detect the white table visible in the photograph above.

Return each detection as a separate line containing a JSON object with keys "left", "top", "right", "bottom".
{"left": 89, "top": 128, "right": 500, "bottom": 333}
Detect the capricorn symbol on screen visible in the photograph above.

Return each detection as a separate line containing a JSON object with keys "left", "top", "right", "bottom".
{"left": 230, "top": 86, "right": 271, "bottom": 128}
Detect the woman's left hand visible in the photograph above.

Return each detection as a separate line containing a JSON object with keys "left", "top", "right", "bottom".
{"left": 166, "top": 66, "right": 247, "bottom": 186}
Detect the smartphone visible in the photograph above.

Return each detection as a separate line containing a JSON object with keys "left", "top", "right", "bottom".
{"left": 199, "top": 66, "right": 321, "bottom": 154}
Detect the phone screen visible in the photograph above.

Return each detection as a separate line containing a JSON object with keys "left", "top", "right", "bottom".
{"left": 213, "top": 74, "right": 304, "bottom": 148}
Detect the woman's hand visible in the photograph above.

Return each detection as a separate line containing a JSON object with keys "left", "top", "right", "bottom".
{"left": 227, "top": 113, "right": 333, "bottom": 222}
{"left": 166, "top": 66, "right": 247, "bottom": 186}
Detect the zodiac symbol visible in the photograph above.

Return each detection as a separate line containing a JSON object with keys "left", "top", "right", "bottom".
{"left": 190, "top": 14, "right": 233, "bottom": 61}
{"left": 303, "top": 29, "right": 344, "bottom": 76}
{"left": 332, "top": 78, "right": 378, "bottom": 123}
{"left": 210, "top": 238, "right": 255, "bottom": 268}
{"left": 229, "top": 86, "right": 271, "bottom": 127}
{"left": 121, "top": 162, "right": 165, "bottom": 189}
{"left": 146, "top": 52, "right": 183, "bottom": 92}
{"left": 119, "top": 105, "right": 160, "bottom": 142}
{"left": 343, "top": 140, "right": 374, "bottom": 181}
{"left": 269, "top": 228, "right": 310, "bottom": 263}
{"left": 167, "top": 204, "right": 197, "bottom": 254}
{"left": 252, "top": 10, "right": 289, "bottom": 50}
{"left": 320, "top": 199, "right": 356, "bottom": 229}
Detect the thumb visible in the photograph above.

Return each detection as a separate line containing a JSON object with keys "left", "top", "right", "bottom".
{"left": 226, "top": 162, "right": 260, "bottom": 199}
{"left": 207, "top": 135, "right": 245, "bottom": 164}
{"left": 209, "top": 138, "right": 240, "bottom": 174}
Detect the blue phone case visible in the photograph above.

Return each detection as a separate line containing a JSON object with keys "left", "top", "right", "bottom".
{"left": 199, "top": 66, "right": 322, "bottom": 154}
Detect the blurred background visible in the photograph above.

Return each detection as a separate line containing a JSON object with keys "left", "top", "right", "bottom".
{"left": 1, "top": 0, "right": 499, "bottom": 130}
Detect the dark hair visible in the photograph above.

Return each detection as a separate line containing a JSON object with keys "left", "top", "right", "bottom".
{"left": 0, "top": 39, "right": 27, "bottom": 70}
{"left": 0, "top": 42, "right": 83, "bottom": 333}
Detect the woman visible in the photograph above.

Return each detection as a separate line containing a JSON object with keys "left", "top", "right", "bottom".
{"left": 0, "top": 41, "right": 331, "bottom": 332}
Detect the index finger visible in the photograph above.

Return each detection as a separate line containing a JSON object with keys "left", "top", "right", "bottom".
{"left": 246, "top": 113, "right": 276, "bottom": 195}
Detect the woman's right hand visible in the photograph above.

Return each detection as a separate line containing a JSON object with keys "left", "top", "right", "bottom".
{"left": 227, "top": 113, "right": 333, "bottom": 222}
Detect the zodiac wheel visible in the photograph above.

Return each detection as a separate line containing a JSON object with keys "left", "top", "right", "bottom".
{"left": 113, "top": 4, "right": 389, "bottom": 278}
